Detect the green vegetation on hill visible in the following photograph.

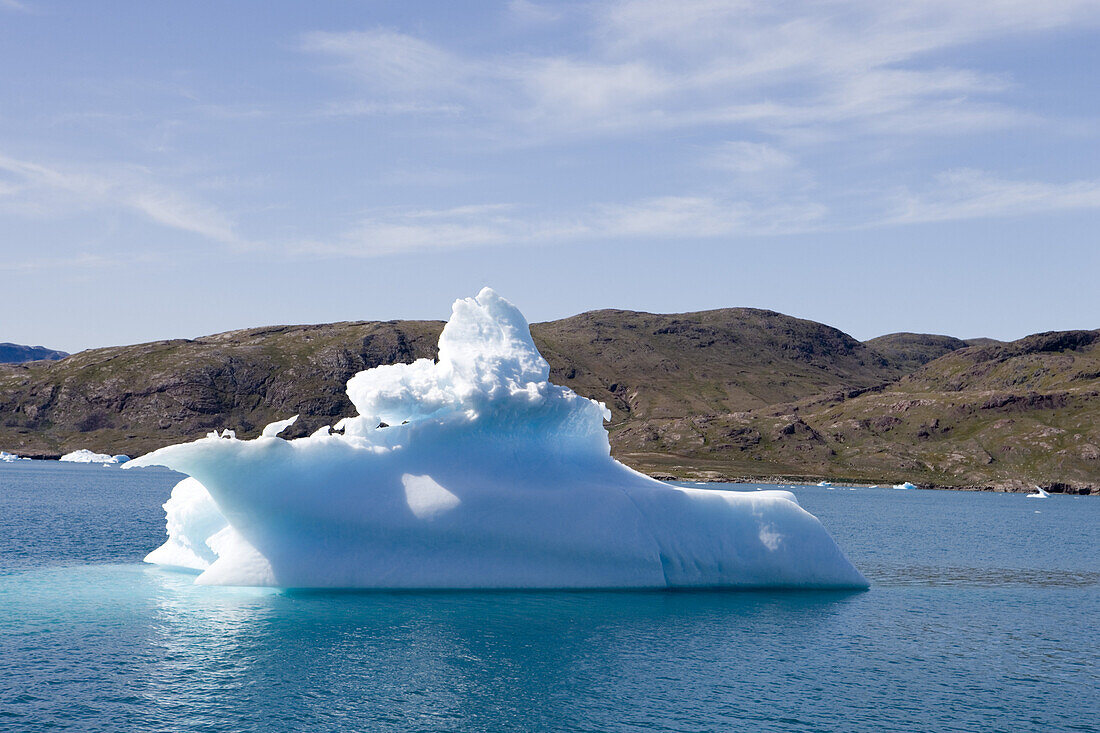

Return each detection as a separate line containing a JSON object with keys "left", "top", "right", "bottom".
{"left": 0, "top": 320, "right": 443, "bottom": 457}
{"left": 1, "top": 312, "right": 1096, "bottom": 493}
{"left": 616, "top": 331, "right": 1100, "bottom": 493}
{"left": 532, "top": 308, "right": 903, "bottom": 422}
{"left": 863, "top": 332, "right": 969, "bottom": 373}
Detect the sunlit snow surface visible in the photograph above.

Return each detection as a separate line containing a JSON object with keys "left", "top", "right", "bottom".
{"left": 127, "top": 288, "right": 867, "bottom": 590}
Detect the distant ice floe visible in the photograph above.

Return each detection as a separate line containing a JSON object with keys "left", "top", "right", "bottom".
{"left": 0, "top": 451, "right": 29, "bottom": 462}
{"left": 60, "top": 449, "right": 130, "bottom": 464}
{"left": 127, "top": 288, "right": 868, "bottom": 591}
{"left": 893, "top": 482, "right": 918, "bottom": 490}
{"left": 1026, "top": 485, "right": 1050, "bottom": 499}
{"left": 817, "top": 481, "right": 832, "bottom": 487}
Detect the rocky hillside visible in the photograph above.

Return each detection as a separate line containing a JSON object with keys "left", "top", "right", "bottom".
{"left": 863, "top": 333, "right": 970, "bottom": 373}
{"left": 618, "top": 330, "right": 1100, "bottom": 493}
{"left": 0, "top": 308, "right": 899, "bottom": 459}
{"left": 0, "top": 311, "right": 1095, "bottom": 493}
{"left": 532, "top": 308, "right": 904, "bottom": 422}
{"left": 0, "top": 320, "right": 442, "bottom": 458}
{"left": 0, "top": 343, "right": 68, "bottom": 364}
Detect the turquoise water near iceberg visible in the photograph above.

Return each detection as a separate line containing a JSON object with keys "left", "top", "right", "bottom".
{"left": 0, "top": 462, "right": 1097, "bottom": 732}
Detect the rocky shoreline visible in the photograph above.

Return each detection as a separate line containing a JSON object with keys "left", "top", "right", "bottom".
{"left": 645, "top": 471, "right": 1095, "bottom": 494}
{"left": 8, "top": 452, "right": 1091, "bottom": 495}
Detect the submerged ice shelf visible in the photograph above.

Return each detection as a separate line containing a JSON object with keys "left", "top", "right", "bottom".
{"left": 127, "top": 288, "right": 868, "bottom": 590}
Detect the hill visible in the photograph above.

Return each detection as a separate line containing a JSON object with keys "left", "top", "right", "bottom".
{"left": 0, "top": 343, "right": 69, "bottom": 364}
{"left": 532, "top": 308, "right": 904, "bottom": 422}
{"left": 863, "top": 333, "right": 969, "bottom": 373}
{"left": 0, "top": 312, "right": 1095, "bottom": 493}
{"left": 617, "top": 331, "right": 1099, "bottom": 493}
{"left": 0, "top": 308, "right": 901, "bottom": 460}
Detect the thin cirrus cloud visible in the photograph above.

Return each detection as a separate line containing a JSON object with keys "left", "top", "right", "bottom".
{"left": 704, "top": 141, "right": 797, "bottom": 177}
{"left": 301, "top": 29, "right": 473, "bottom": 101}
{"left": 300, "top": 194, "right": 830, "bottom": 258}
{"left": 0, "top": 153, "right": 240, "bottom": 245}
{"left": 284, "top": 0, "right": 1100, "bottom": 258}
{"left": 0, "top": 251, "right": 116, "bottom": 272}
{"left": 300, "top": 0, "right": 1100, "bottom": 139}
{"left": 506, "top": 0, "right": 564, "bottom": 27}
{"left": 301, "top": 203, "right": 571, "bottom": 257}
{"left": 891, "top": 169, "right": 1100, "bottom": 225}
{"left": 306, "top": 165, "right": 1100, "bottom": 258}
{"left": 3, "top": 1, "right": 1098, "bottom": 266}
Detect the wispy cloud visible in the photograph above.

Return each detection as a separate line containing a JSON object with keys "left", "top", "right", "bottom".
{"left": 0, "top": 252, "right": 116, "bottom": 272}
{"left": 507, "top": 0, "right": 563, "bottom": 27}
{"left": 313, "top": 100, "right": 464, "bottom": 118}
{"left": 302, "top": 29, "right": 474, "bottom": 99}
{"left": 302, "top": 0, "right": 1100, "bottom": 139}
{"left": 890, "top": 169, "right": 1100, "bottom": 224}
{"left": 298, "top": 203, "right": 550, "bottom": 257}
{"left": 595, "top": 195, "right": 826, "bottom": 239}
{"left": 293, "top": 162, "right": 1100, "bottom": 258}
{"left": 294, "top": 193, "right": 828, "bottom": 258}
{"left": 0, "top": 153, "right": 240, "bottom": 244}
{"left": 6, "top": 2, "right": 1094, "bottom": 269}
{"left": 705, "top": 142, "right": 796, "bottom": 176}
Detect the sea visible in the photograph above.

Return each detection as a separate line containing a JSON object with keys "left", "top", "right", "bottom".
{"left": 0, "top": 461, "right": 1096, "bottom": 732}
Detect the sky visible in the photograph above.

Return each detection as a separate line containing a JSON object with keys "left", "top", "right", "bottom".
{"left": 1, "top": 0, "right": 1099, "bottom": 352}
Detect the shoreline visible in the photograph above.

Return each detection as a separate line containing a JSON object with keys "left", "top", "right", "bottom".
{"left": 645, "top": 472, "right": 1095, "bottom": 495}
{"left": 5, "top": 452, "right": 1093, "bottom": 495}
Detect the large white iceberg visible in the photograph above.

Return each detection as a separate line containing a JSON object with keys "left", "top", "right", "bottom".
{"left": 60, "top": 449, "right": 129, "bottom": 464}
{"left": 126, "top": 288, "right": 867, "bottom": 590}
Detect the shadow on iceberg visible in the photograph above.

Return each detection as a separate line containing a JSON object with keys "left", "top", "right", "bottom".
{"left": 126, "top": 288, "right": 868, "bottom": 591}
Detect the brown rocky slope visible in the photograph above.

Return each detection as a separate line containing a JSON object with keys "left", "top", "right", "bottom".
{"left": 1, "top": 311, "right": 1095, "bottom": 493}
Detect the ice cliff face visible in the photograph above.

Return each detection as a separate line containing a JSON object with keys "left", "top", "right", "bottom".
{"left": 127, "top": 288, "right": 868, "bottom": 590}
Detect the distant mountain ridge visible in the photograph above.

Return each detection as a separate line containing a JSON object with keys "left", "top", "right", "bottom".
{"left": 0, "top": 311, "right": 1095, "bottom": 493}
{"left": 0, "top": 343, "right": 68, "bottom": 364}
{"left": 863, "top": 332, "right": 971, "bottom": 372}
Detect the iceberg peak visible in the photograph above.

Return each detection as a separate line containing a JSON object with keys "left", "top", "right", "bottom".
{"left": 341, "top": 287, "right": 581, "bottom": 433}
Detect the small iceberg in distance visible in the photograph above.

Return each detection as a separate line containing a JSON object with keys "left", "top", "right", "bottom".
{"left": 817, "top": 481, "right": 832, "bottom": 487}
{"left": 0, "top": 451, "right": 28, "bottom": 462}
{"left": 893, "top": 482, "right": 917, "bottom": 490}
{"left": 1026, "top": 485, "right": 1050, "bottom": 499}
{"left": 60, "top": 450, "right": 129, "bottom": 464}
{"left": 126, "top": 288, "right": 868, "bottom": 591}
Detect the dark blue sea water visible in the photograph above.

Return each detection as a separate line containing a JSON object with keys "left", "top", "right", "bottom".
{"left": 0, "top": 462, "right": 1096, "bottom": 732}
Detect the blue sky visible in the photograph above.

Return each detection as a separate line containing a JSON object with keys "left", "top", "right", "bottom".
{"left": 2, "top": 0, "right": 1099, "bottom": 352}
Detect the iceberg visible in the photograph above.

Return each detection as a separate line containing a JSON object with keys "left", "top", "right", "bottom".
{"left": 0, "top": 451, "right": 27, "bottom": 462}
{"left": 126, "top": 288, "right": 867, "bottom": 590}
{"left": 893, "top": 482, "right": 917, "bottom": 490}
{"left": 60, "top": 449, "right": 129, "bottom": 464}
{"left": 1026, "top": 485, "right": 1050, "bottom": 499}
